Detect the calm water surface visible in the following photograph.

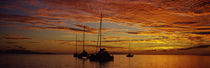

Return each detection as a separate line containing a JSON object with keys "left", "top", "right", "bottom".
{"left": 0, "top": 54, "right": 210, "bottom": 68}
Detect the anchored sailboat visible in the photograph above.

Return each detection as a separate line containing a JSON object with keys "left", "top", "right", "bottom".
{"left": 126, "top": 40, "right": 134, "bottom": 57}
{"left": 89, "top": 13, "right": 114, "bottom": 62}
{"left": 73, "top": 32, "right": 79, "bottom": 57}
{"left": 78, "top": 25, "right": 89, "bottom": 59}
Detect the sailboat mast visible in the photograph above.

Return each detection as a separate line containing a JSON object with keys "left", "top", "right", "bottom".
{"left": 83, "top": 25, "right": 85, "bottom": 51}
{"left": 96, "top": 28, "right": 100, "bottom": 53}
{"left": 99, "top": 13, "right": 102, "bottom": 49}
{"left": 129, "top": 40, "right": 130, "bottom": 53}
{"left": 75, "top": 32, "right": 78, "bottom": 53}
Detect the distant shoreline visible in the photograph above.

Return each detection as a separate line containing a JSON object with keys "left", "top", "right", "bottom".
{"left": 1, "top": 49, "right": 209, "bottom": 56}
{"left": 1, "top": 53, "right": 209, "bottom": 56}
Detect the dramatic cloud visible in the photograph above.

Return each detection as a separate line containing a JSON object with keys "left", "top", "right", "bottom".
{"left": 126, "top": 31, "right": 160, "bottom": 35}
{"left": 0, "top": 0, "right": 209, "bottom": 54}
{"left": 23, "top": 26, "right": 98, "bottom": 33}
{"left": 196, "top": 28, "right": 210, "bottom": 30}
{"left": 76, "top": 44, "right": 125, "bottom": 49}
{"left": 174, "top": 21, "right": 198, "bottom": 25}
{"left": 3, "top": 34, "right": 32, "bottom": 40}
{"left": 178, "top": 45, "right": 210, "bottom": 50}
{"left": 0, "top": 13, "right": 62, "bottom": 26}
{"left": 28, "top": 41, "right": 40, "bottom": 44}
{"left": 5, "top": 42, "right": 18, "bottom": 44}
{"left": 191, "top": 32, "right": 210, "bottom": 35}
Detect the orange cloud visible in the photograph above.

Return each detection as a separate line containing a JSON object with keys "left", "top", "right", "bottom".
{"left": 3, "top": 34, "right": 32, "bottom": 40}
{"left": 0, "top": 0, "right": 210, "bottom": 54}
{"left": 0, "top": 13, "right": 63, "bottom": 26}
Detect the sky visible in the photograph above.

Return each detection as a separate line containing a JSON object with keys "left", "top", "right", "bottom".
{"left": 0, "top": 0, "right": 209, "bottom": 55}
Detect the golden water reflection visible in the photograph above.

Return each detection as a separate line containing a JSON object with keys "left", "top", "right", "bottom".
{"left": 112, "top": 55, "right": 210, "bottom": 68}
{"left": 0, "top": 54, "right": 210, "bottom": 68}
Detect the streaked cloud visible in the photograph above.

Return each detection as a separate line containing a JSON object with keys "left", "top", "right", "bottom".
{"left": 0, "top": 0, "right": 209, "bottom": 54}
{"left": 5, "top": 42, "right": 18, "bottom": 44}
{"left": 3, "top": 34, "right": 32, "bottom": 40}
{"left": 191, "top": 32, "right": 210, "bottom": 35}
{"left": 178, "top": 45, "right": 210, "bottom": 50}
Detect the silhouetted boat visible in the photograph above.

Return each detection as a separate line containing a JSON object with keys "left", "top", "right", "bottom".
{"left": 73, "top": 53, "right": 79, "bottom": 57}
{"left": 90, "top": 48, "right": 114, "bottom": 62}
{"left": 73, "top": 32, "right": 79, "bottom": 57}
{"left": 126, "top": 53, "right": 134, "bottom": 57}
{"left": 89, "top": 13, "right": 114, "bottom": 62}
{"left": 78, "top": 25, "right": 89, "bottom": 59}
{"left": 78, "top": 50, "right": 89, "bottom": 59}
{"left": 126, "top": 40, "right": 134, "bottom": 57}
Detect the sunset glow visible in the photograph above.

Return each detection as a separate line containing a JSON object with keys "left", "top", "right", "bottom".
{"left": 0, "top": 0, "right": 209, "bottom": 55}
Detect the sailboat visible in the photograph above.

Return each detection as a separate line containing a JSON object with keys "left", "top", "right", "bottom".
{"left": 89, "top": 13, "right": 114, "bottom": 62}
{"left": 73, "top": 32, "right": 79, "bottom": 57}
{"left": 126, "top": 40, "right": 134, "bottom": 57}
{"left": 78, "top": 25, "right": 89, "bottom": 59}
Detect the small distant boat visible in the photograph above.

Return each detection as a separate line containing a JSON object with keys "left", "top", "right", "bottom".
{"left": 90, "top": 48, "right": 114, "bottom": 61}
{"left": 78, "top": 25, "right": 89, "bottom": 59}
{"left": 89, "top": 13, "right": 114, "bottom": 62}
{"left": 73, "top": 32, "right": 79, "bottom": 57}
{"left": 126, "top": 40, "right": 134, "bottom": 57}
{"left": 126, "top": 53, "right": 134, "bottom": 57}
{"left": 78, "top": 50, "right": 89, "bottom": 59}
